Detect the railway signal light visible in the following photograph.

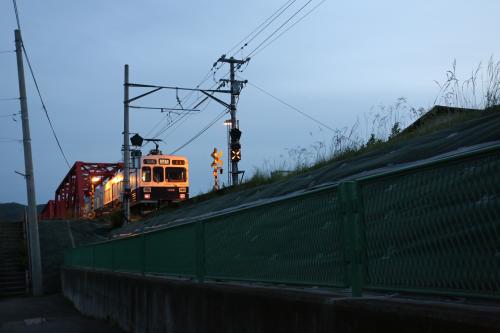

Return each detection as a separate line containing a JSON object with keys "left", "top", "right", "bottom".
{"left": 230, "top": 143, "right": 241, "bottom": 161}
{"left": 230, "top": 128, "right": 241, "bottom": 142}
{"left": 231, "top": 149, "right": 241, "bottom": 161}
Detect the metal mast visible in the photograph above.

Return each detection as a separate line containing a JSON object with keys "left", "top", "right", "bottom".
{"left": 218, "top": 56, "right": 247, "bottom": 185}
{"left": 123, "top": 64, "right": 130, "bottom": 223}
{"left": 14, "top": 29, "right": 43, "bottom": 296}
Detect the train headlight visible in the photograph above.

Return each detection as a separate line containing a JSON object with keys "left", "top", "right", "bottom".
{"left": 180, "top": 194, "right": 186, "bottom": 199}
{"left": 144, "top": 193, "right": 151, "bottom": 199}
{"left": 179, "top": 188, "right": 186, "bottom": 193}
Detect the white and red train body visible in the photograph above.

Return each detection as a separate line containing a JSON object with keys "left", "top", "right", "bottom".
{"left": 91, "top": 153, "right": 189, "bottom": 214}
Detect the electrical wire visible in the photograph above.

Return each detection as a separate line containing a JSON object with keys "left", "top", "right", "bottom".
{"left": 226, "top": 0, "right": 297, "bottom": 56}
{"left": 0, "top": 137, "right": 22, "bottom": 143}
{"left": 144, "top": 0, "right": 320, "bottom": 149}
{"left": 170, "top": 108, "right": 229, "bottom": 155}
{"left": 246, "top": 0, "right": 315, "bottom": 59}
{"left": 246, "top": 80, "right": 358, "bottom": 144}
{"left": 12, "top": 0, "right": 71, "bottom": 168}
{"left": 0, "top": 97, "right": 19, "bottom": 101}
{"left": 0, "top": 50, "right": 14, "bottom": 54}
{"left": 0, "top": 112, "right": 19, "bottom": 118}
{"left": 251, "top": 0, "right": 328, "bottom": 59}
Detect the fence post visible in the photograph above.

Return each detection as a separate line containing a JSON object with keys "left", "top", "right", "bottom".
{"left": 141, "top": 234, "right": 146, "bottom": 275}
{"left": 338, "top": 181, "right": 365, "bottom": 297}
{"left": 92, "top": 246, "right": 95, "bottom": 271}
{"left": 196, "top": 222, "right": 205, "bottom": 282}
{"left": 111, "top": 241, "right": 115, "bottom": 272}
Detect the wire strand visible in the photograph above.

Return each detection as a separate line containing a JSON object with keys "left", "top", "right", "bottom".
{"left": 246, "top": 0, "right": 315, "bottom": 58}
{"left": 12, "top": 0, "right": 71, "bottom": 168}
{"left": 251, "top": 0, "right": 328, "bottom": 59}
{"left": 246, "top": 80, "right": 358, "bottom": 144}
{"left": 227, "top": 0, "right": 297, "bottom": 56}
{"left": 170, "top": 108, "right": 229, "bottom": 154}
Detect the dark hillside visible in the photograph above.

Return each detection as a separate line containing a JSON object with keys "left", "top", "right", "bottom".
{"left": 0, "top": 203, "right": 25, "bottom": 222}
{"left": 0, "top": 203, "right": 45, "bottom": 222}
{"left": 114, "top": 108, "right": 500, "bottom": 236}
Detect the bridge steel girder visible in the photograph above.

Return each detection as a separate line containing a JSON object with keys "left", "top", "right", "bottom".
{"left": 40, "top": 161, "right": 123, "bottom": 220}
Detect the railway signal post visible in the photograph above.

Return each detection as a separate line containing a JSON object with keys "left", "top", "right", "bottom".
{"left": 123, "top": 64, "right": 131, "bottom": 223}
{"left": 211, "top": 148, "right": 223, "bottom": 190}
{"left": 216, "top": 56, "right": 248, "bottom": 186}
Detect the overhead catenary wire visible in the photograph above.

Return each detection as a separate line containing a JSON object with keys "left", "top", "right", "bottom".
{"left": 226, "top": 0, "right": 297, "bottom": 56}
{"left": 143, "top": 1, "right": 298, "bottom": 140}
{"left": 145, "top": 0, "right": 325, "bottom": 151}
{"left": 246, "top": 80, "right": 359, "bottom": 144}
{"left": 246, "top": 0, "right": 315, "bottom": 59}
{"left": 0, "top": 137, "right": 22, "bottom": 143}
{"left": 251, "top": 0, "right": 328, "bottom": 59}
{"left": 170, "top": 108, "right": 229, "bottom": 155}
{"left": 0, "top": 112, "right": 19, "bottom": 118}
{"left": 12, "top": 0, "right": 71, "bottom": 168}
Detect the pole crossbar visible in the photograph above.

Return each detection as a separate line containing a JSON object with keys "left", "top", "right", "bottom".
{"left": 129, "top": 105, "right": 200, "bottom": 112}
{"left": 128, "top": 82, "right": 231, "bottom": 94}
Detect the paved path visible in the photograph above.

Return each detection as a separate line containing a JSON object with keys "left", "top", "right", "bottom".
{"left": 0, "top": 294, "right": 123, "bottom": 333}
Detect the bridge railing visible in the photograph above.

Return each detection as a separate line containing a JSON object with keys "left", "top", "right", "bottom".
{"left": 64, "top": 143, "right": 500, "bottom": 299}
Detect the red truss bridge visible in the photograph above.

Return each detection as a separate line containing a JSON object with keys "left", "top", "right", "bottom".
{"left": 40, "top": 161, "right": 122, "bottom": 220}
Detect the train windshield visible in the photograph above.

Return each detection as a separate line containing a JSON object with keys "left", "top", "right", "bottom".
{"left": 153, "top": 167, "right": 164, "bottom": 183}
{"left": 166, "top": 167, "right": 186, "bottom": 182}
{"left": 142, "top": 167, "right": 151, "bottom": 182}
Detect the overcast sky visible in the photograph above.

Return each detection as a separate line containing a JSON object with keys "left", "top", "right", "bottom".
{"left": 1, "top": 0, "right": 499, "bottom": 204}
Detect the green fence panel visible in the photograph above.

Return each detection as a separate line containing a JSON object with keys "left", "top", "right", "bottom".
{"left": 204, "top": 188, "right": 345, "bottom": 287}
{"left": 361, "top": 152, "right": 500, "bottom": 298}
{"left": 63, "top": 250, "right": 72, "bottom": 266}
{"left": 93, "top": 242, "right": 113, "bottom": 270}
{"left": 72, "top": 246, "right": 93, "bottom": 269}
{"left": 144, "top": 223, "right": 197, "bottom": 277}
{"left": 113, "top": 235, "right": 143, "bottom": 273}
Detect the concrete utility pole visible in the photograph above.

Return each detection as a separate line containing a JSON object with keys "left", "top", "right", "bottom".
{"left": 123, "top": 64, "right": 130, "bottom": 223}
{"left": 218, "top": 56, "right": 247, "bottom": 186}
{"left": 14, "top": 29, "right": 43, "bottom": 296}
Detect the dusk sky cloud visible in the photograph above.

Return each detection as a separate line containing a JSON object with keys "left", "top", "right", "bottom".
{"left": 1, "top": 0, "right": 499, "bottom": 204}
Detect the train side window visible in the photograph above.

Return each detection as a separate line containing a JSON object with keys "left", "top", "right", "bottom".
{"left": 142, "top": 167, "right": 151, "bottom": 182}
{"left": 153, "top": 166, "right": 164, "bottom": 183}
{"left": 166, "top": 167, "right": 186, "bottom": 182}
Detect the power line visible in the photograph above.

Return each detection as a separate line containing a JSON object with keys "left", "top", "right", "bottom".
{"left": 247, "top": 80, "right": 358, "bottom": 144}
{"left": 0, "top": 137, "right": 22, "bottom": 143}
{"left": 170, "top": 108, "right": 229, "bottom": 155}
{"left": 227, "top": 0, "right": 297, "bottom": 56}
{"left": 0, "top": 97, "right": 19, "bottom": 101}
{"left": 0, "top": 112, "right": 19, "bottom": 118}
{"left": 0, "top": 50, "right": 14, "bottom": 54}
{"left": 12, "top": 0, "right": 71, "bottom": 168}
{"left": 246, "top": 0, "right": 315, "bottom": 58}
{"left": 251, "top": 0, "right": 328, "bottom": 59}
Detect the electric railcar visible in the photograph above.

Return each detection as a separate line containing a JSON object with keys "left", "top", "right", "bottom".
{"left": 92, "top": 152, "right": 189, "bottom": 214}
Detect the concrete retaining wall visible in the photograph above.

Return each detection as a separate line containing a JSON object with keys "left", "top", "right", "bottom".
{"left": 62, "top": 267, "right": 500, "bottom": 333}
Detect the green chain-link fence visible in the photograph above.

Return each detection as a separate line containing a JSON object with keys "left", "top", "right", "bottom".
{"left": 65, "top": 144, "right": 500, "bottom": 299}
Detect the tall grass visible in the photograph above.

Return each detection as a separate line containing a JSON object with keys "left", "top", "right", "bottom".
{"left": 244, "top": 58, "right": 500, "bottom": 186}
{"left": 434, "top": 57, "right": 500, "bottom": 109}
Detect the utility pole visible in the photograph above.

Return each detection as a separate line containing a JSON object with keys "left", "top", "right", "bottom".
{"left": 217, "top": 56, "right": 247, "bottom": 186}
{"left": 14, "top": 29, "right": 43, "bottom": 296}
{"left": 123, "top": 64, "right": 130, "bottom": 223}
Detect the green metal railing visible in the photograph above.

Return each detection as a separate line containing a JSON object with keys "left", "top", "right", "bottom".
{"left": 65, "top": 143, "right": 500, "bottom": 299}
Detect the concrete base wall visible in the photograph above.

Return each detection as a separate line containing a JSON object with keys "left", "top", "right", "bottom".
{"left": 62, "top": 268, "right": 500, "bottom": 333}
